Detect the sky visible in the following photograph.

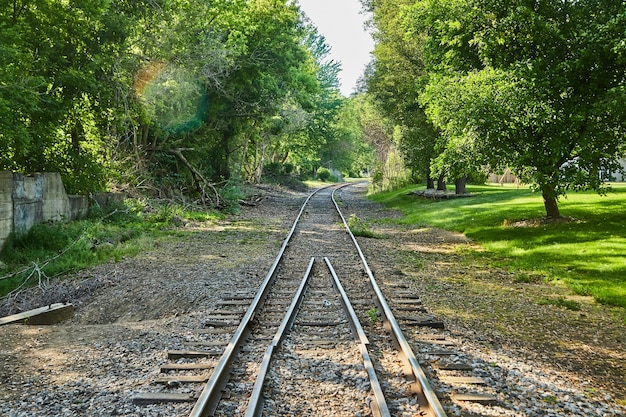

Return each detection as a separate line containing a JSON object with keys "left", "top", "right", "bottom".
{"left": 297, "top": 0, "right": 375, "bottom": 96}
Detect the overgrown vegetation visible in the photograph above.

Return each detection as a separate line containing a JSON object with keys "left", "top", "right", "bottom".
{"left": 0, "top": 1, "right": 374, "bottom": 203}
{"left": 371, "top": 184, "right": 626, "bottom": 308}
{"left": 348, "top": 214, "right": 379, "bottom": 239}
{"left": 0, "top": 200, "right": 223, "bottom": 298}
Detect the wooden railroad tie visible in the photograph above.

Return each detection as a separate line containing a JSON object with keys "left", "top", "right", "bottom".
{"left": 0, "top": 303, "right": 74, "bottom": 326}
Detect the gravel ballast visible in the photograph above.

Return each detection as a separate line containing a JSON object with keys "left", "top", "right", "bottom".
{"left": 1, "top": 184, "right": 625, "bottom": 416}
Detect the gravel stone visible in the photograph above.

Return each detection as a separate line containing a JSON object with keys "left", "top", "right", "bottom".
{"left": 0, "top": 183, "right": 624, "bottom": 416}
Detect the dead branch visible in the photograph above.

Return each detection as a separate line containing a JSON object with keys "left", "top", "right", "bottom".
{"left": 166, "top": 148, "right": 223, "bottom": 208}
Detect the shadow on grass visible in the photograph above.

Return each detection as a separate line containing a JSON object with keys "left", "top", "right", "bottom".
{"left": 373, "top": 184, "right": 626, "bottom": 308}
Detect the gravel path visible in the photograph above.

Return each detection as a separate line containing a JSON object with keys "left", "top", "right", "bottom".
{"left": 0, "top": 183, "right": 624, "bottom": 417}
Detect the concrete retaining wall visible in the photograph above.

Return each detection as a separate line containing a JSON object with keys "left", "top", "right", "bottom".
{"left": 0, "top": 171, "right": 88, "bottom": 252}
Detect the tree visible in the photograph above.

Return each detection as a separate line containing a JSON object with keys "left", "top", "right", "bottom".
{"left": 0, "top": 0, "right": 146, "bottom": 193}
{"left": 405, "top": 0, "right": 626, "bottom": 217}
{"left": 363, "top": 0, "right": 447, "bottom": 189}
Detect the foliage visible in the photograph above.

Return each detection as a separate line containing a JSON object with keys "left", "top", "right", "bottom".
{"left": 316, "top": 167, "right": 331, "bottom": 182}
{"left": 354, "top": 95, "right": 408, "bottom": 190}
{"left": 0, "top": 0, "right": 374, "bottom": 204}
{"left": 0, "top": 0, "right": 134, "bottom": 193}
{"left": 260, "top": 162, "right": 307, "bottom": 190}
{"left": 400, "top": 0, "right": 626, "bottom": 217}
{"left": 0, "top": 199, "right": 223, "bottom": 297}
{"left": 371, "top": 184, "right": 626, "bottom": 308}
{"left": 538, "top": 297, "right": 582, "bottom": 312}
{"left": 362, "top": 0, "right": 442, "bottom": 186}
{"left": 348, "top": 214, "right": 379, "bottom": 238}
{"left": 366, "top": 307, "right": 380, "bottom": 323}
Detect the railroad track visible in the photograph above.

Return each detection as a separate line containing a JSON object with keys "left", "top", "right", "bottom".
{"left": 133, "top": 184, "right": 493, "bottom": 416}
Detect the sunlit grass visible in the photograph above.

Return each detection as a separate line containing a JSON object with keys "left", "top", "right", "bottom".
{"left": 371, "top": 183, "right": 626, "bottom": 308}
{"left": 0, "top": 202, "right": 224, "bottom": 298}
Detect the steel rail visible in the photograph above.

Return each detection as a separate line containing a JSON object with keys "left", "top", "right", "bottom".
{"left": 324, "top": 257, "right": 391, "bottom": 417}
{"left": 244, "top": 257, "right": 315, "bottom": 417}
{"left": 331, "top": 184, "right": 448, "bottom": 417}
{"left": 189, "top": 187, "right": 331, "bottom": 417}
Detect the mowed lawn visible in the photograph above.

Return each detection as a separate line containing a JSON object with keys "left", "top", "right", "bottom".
{"left": 371, "top": 183, "right": 626, "bottom": 309}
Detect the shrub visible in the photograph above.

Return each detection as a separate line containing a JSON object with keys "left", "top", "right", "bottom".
{"left": 348, "top": 214, "right": 379, "bottom": 238}
{"left": 316, "top": 167, "right": 331, "bottom": 182}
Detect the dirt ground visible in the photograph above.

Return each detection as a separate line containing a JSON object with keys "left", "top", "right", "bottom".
{"left": 0, "top": 183, "right": 624, "bottom": 416}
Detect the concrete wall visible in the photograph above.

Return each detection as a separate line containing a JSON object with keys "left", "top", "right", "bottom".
{"left": 0, "top": 171, "right": 88, "bottom": 252}
{"left": 0, "top": 172, "right": 13, "bottom": 253}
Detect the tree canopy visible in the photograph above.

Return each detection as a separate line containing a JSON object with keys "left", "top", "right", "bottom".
{"left": 365, "top": 0, "right": 626, "bottom": 216}
{"left": 1, "top": 0, "right": 373, "bottom": 201}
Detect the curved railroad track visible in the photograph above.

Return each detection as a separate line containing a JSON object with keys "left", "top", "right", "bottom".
{"left": 133, "top": 184, "right": 484, "bottom": 416}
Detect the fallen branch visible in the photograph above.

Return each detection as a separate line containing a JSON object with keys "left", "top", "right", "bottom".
{"left": 166, "top": 148, "right": 224, "bottom": 208}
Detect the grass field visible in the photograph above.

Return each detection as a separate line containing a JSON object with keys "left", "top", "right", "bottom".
{"left": 370, "top": 183, "right": 626, "bottom": 308}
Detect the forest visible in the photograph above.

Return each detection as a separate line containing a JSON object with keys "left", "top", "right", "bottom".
{"left": 1, "top": 0, "right": 374, "bottom": 208}
{"left": 1, "top": 0, "right": 626, "bottom": 218}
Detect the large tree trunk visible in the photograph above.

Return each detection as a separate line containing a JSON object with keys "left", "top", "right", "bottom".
{"left": 436, "top": 173, "right": 446, "bottom": 191}
{"left": 454, "top": 176, "right": 468, "bottom": 195}
{"left": 541, "top": 184, "right": 561, "bottom": 218}
{"left": 426, "top": 168, "right": 435, "bottom": 189}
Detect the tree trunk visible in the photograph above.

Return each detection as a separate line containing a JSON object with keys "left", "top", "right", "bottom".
{"left": 426, "top": 168, "right": 435, "bottom": 189}
{"left": 70, "top": 122, "right": 83, "bottom": 155}
{"left": 436, "top": 173, "right": 446, "bottom": 191}
{"left": 454, "top": 176, "right": 467, "bottom": 195}
{"left": 541, "top": 184, "right": 561, "bottom": 218}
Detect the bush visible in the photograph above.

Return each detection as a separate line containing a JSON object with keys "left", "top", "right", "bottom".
{"left": 262, "top": 162, "right": 283, "bottom": 180}
{"left": 347, "top": 214, "right": 379, "bottom": 238}
{"left": 316, "top": 167, "right": 331, "bottom": 182}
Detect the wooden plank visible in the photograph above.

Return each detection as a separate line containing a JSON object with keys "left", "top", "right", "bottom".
{"left": 351, "top": 299, "right": 374, "bottom": 305}
{"left": 451, "top": 393, "right": 498, "bottom": 405}
{"left": 221, "top": 294, "right": 254, "bottom": 300}
{"left": 203, "top": 320, "right": 238, "bottom": 328}
{"left": 216, "top": 300, "right": 250, "bottom": 306}
{"left": 186, "top": 340, "right": 228, "bottom": 347}
{"left": 415, "top": 334, "right": 447, "bottom": 340}
{"left": 440, "top": 376, "right": 486, "bottom": 384}
{"left": 167, "top": 350, "right": 218, "bottom": 359}
{"left": 0, "top": 303, "right": 74, "bottom": 326}
{"left": 300, "top": 338, "right": 336, "bottom": 346}
{"left": 204, "top": 314, "right": 241, "bottom": 319}
{"left": 399, "top": 316, "right": 444, "bottom": 328}
{"left": 418, "top": 339, "right": 455, "bottom": 346}
{"left": 437, "top": 363, "right": 473, "bottom": 371}
{"left": 153, "top": 374, "right": 208, "bottom": 384}
{"left": 395, "top": 306, "right": 427, "bottom": 312}
{"left": 161, "top": 363, "right": 213, "bottom": 372}
{"left": 394, "top": 295, "right": 419, "bottom": 300}
{"left": 295, "top": 321, "right": 346, "bottom": 327}
{"left": 132, "top": 392, "right": 197, "bottom": 405}
{"left": 394, "top": 299, "right": 423, "bottom": 305}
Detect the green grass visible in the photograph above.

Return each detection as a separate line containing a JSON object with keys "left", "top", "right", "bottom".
{"left": 370, "top": 183, "right": 626, "bottom": 308}
{"left": 348, "top": 214, "right": 380, "bottom": 238}
{"left": 0, "top": 201, "right": 223, "bottom": 298}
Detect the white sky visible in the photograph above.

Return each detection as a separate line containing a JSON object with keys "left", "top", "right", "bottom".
{"left": 297, "top": 0, "right": 374, "bottom": 96}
